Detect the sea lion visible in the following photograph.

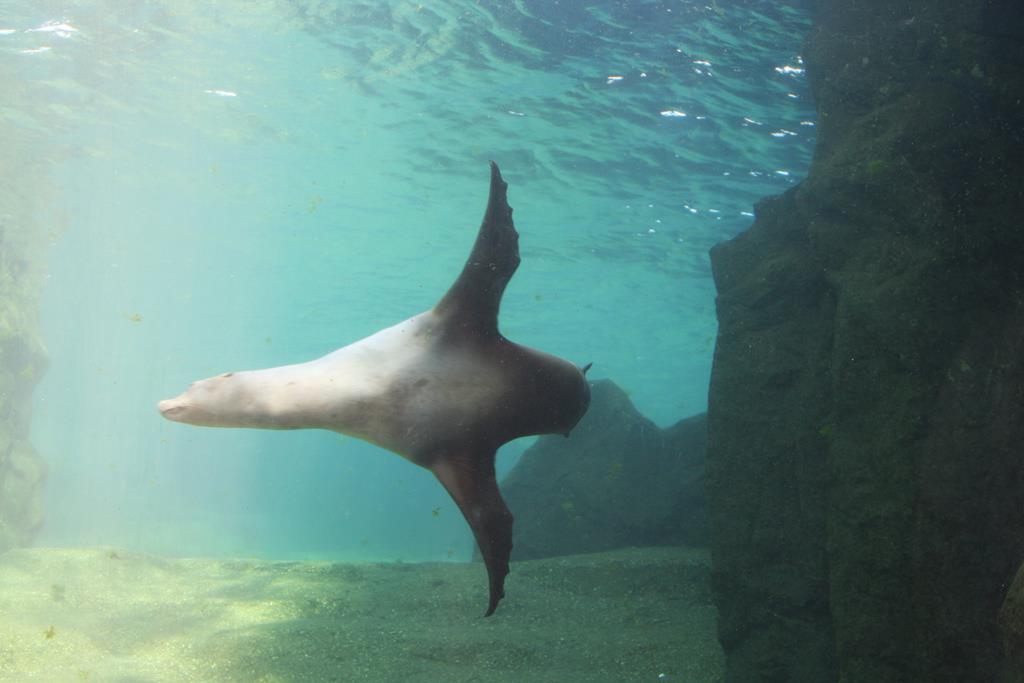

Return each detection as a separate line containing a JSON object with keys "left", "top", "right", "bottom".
{"left": 158, "top": 162, "right": 591, "bottom": 616}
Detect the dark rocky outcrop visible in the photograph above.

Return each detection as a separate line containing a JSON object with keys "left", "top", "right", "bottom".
{"left": 501, "top": 379, "right": 708, "bottom": 561}
{"left": 707, "top": 2, "right": 1024, "bottom": 682}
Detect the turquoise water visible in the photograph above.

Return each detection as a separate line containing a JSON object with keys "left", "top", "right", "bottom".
{"left": 7, "top": 1, "right": 813, "bottom": 561}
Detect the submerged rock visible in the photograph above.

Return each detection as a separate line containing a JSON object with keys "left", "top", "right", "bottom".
{"left": 707, "top": 2, "right": 1024, "bottom": 681}
{"left": 501, "top": 379, "right": 708, "bottom": 561}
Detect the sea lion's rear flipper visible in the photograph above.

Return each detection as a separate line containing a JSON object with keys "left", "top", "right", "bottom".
{"left": 434, "top": 162, "right": 521, "bottom": 335}
{"left": 431, "top": 449, "right": 512, "bottom": 617}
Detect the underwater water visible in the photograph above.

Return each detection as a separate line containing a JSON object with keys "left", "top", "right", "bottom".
{"left": 3, "top": 0, "right": 812, "bottom": 670}
{"left": 2, "top": 0, "right": 816, "bottom": 679}
{"left": 5, "top": 0, "right": 813, "bottom": 564}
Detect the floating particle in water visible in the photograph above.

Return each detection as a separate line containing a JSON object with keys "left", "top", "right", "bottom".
{"left": 43, "top": 626, "right": 56, "bottom": 640}
{"left": 606, "top": 461, "right": 623, "bottom": 481}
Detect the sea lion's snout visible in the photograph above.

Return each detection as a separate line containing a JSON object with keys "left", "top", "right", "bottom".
{"left": 157, "top": 373, "right": 253, "bottom": 428}
{"left": 157, "top": 396, "right": 189, "bottom": 421}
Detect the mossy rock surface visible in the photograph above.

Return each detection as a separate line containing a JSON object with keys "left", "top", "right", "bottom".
{"left": 707, "top": 2, "right": 1024, "bottom": 681}
{"left": 0, "top": 143, "right": 52, "bottom": 555}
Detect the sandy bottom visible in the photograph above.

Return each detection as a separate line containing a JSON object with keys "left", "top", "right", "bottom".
{"left": 0, "top": 546, "right": 722, "bottom": 682}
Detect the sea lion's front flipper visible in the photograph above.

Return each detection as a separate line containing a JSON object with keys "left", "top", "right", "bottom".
{"left": 431, "top": 449, "right": 512, "bottom": 616}
{"left": 434, "top": 162, "right": 521, "bottom": 335}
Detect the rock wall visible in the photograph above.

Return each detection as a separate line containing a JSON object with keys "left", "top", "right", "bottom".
{"left": 501, "top": 380, "right": 708, "bottom": 561}
{"left": 706, "top": 2, "right": 1024, "bottom": 681}
{"left": 0, "top": 132, "right": 52, "bottom": 554}
{"left": 0, "top": 232, "right": 49, "bottom": 554}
